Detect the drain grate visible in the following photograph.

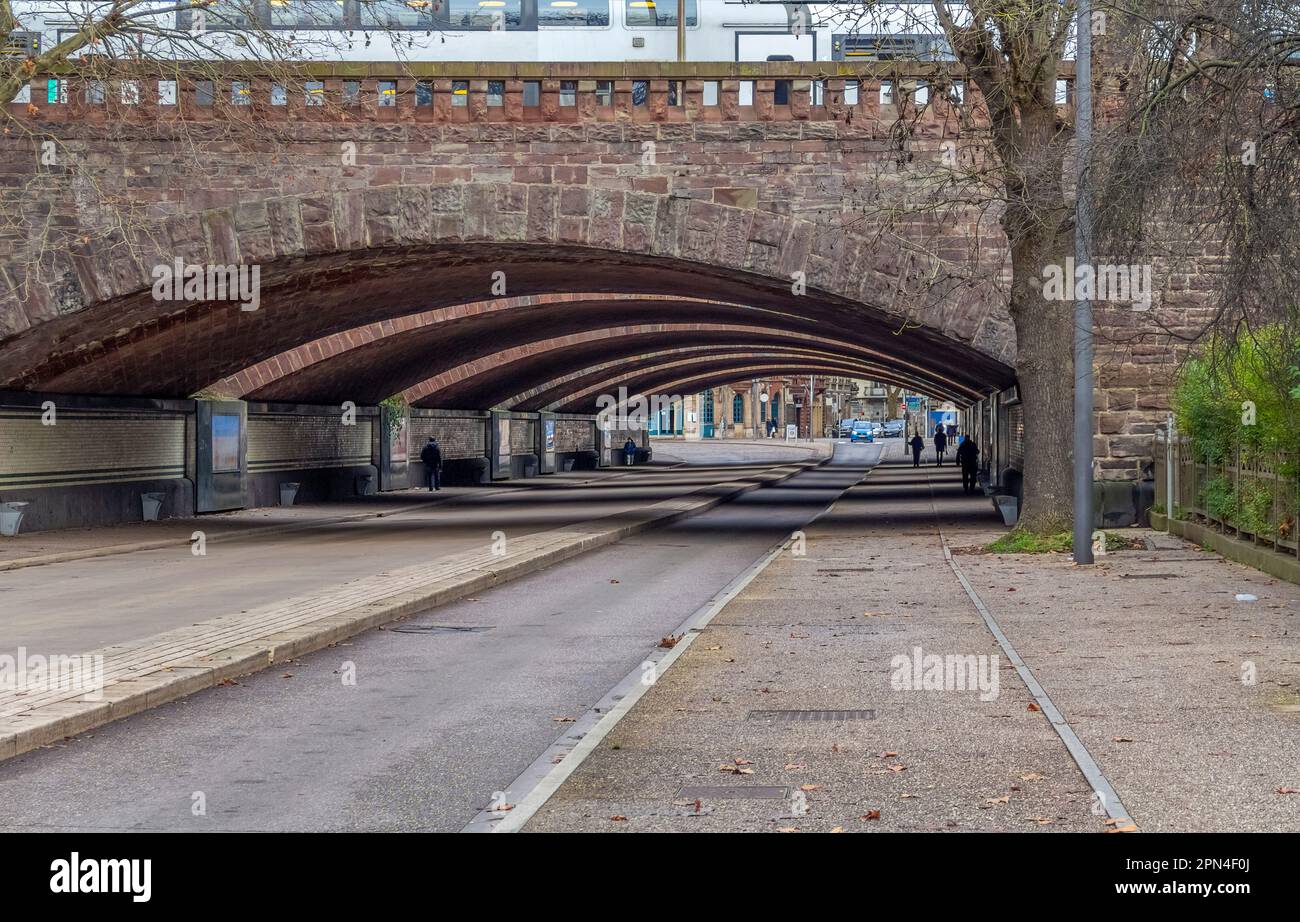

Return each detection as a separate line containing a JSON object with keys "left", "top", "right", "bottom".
{"left": 747, "top": 709, "right": 876, "bottom": 722}
{"left": 676, "top": 785, "right": 789, "bottom": 800}
{"left": 389, "top": 624, "right": 494, "bottom": 635}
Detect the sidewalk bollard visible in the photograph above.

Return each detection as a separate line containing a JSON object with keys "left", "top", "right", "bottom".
{"left": 994, "top": 495, "right": 1019, "bottom": 527}
{"left": 0, "top": 501, "right": 30, "bottom": 537}
{"left": 279, "top": 482, "right": 301, "bottom": 507}
{"left": 140, "top": 492, "right": 166, "bottom": 522}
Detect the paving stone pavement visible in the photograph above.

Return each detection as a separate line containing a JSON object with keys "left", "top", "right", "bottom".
{"left": 526, "top": 448, "right": 1300, "bottom": 833}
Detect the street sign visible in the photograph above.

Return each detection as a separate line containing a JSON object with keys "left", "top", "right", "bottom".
{"left": 905, "top": 396, "right": 923, "bottom": 411}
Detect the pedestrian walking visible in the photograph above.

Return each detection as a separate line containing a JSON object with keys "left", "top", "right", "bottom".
{"left": 933, "top": 424, "right": 948, "bottom": 466}
{"left": 623, "top": 437, "right": 637, "bottom": 466}
{"left": 956, "top": 435, "right": 981, "bottom": 494}
{"left": 419, "top": 437, "right": 442, "bottom": 491}
{"left": 909, "top": 432, "right": 924, "bottom": 468}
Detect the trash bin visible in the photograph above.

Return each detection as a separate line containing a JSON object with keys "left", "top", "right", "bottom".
{"left": 994, "top": 495, "right": 1019, "bottom": 527}
{"left": 141, "top": 492, "right": 166, "bottom": 522}
{"left": 0, "top": 501, "right": 30, "bottom": 537}
{"left": 279, "top": 482, "right": 300, "bottom": 507}
{"left": 355, "top": 474, "right": 375, "bottom": 496}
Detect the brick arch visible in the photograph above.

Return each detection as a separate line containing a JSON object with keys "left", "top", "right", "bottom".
{"left": 536, "top": 350, "right": 954, "bottom": 415}
{"left": 211, "top": 294, "right": 872, "bottom": 404}
{"left": 503, "top": 344, "right": 941, "bottom": 411}
{"left": 403, "top": 322, "right": 983, "bottom": 409}
{"left": 0, "top": 181, "right": 1014, "bottom": 401}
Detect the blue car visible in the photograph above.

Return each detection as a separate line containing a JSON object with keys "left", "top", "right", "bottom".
{"left": 849, "top": 422, "right": 875, "bottom": 443}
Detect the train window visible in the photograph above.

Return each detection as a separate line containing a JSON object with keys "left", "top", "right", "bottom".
{"left": 523, "top": 81, "right": 541, "bottom": 106}
{"left": 668, "top": 81, "right": 681, "bottom": 106}
{"left": 625, "top": 0, "right": 697, "bottom": 27}
{"left": 271, "top": 84, "right": 288, "bottom": 106}
{"left": 559, "top": 81, "right": 577, "bottom": 106}
{"left": 632, "top": 80, "right": 648, "bottom": 106}
{"left": 1055, "top": 79, "right": 1069, "bottom": 105}
{"left": 343, "top": 80, "right": 361, "bottom": 105}
{"left": 196, "top": 81, "right": 215, "bottom": 107}
{"left": 452, "top": 81, "right": 469, "bottom": 106}
{"left": 270, "top": 0, "right": 348, "bottom": 29}
{"left": 844, "top": 80, "right": 859, "bottom": 106}
{"left": 702, "top": 81, "right": 718, "bottom": 106}
{"left": 487, "top": 81, "right": 505, "bottom": 106}
{"left": 119, "top": 82, "right": 140, "bottom": 106}
{"left": 10, "top": 83, "right": 29, "bottom": 105}
{"left": 879, "top": 80, "right": 894, "bottom": 105}
{"left": 304, "top": 81, "right": 325, "bottom": 105}
{"left": 378, "top": 81, "right": 398, "bottom": 106}
{"left": 47, "top": 79, "right": 68, "bottom": 105}
{"left": 810, "top": 79, "right": 825, "bottom": 106}
{"left": 738, "top": 81, "right": 753, "bottom": 106}
{"left": 539, "top": 0, "right": 609, "bottom": 27}
{"left": 914, "top": 81, "right": 929, "bottom": 105}
{"left": 85, "top": 80, "right": 106, "bottom": 105}
{"left": 416, "top": 81, "right": 434, "bottom": 106}
{"left": 948, "top": 80, "right": 964, "bottom": 105}
{"left": 361, "top": 0, "right": 433, "bottom": 29}
{"left": 773, "top": 80, "right": 790, "bottom": 106}
{"left": 231, "top": 81, "right": 252, "bottom": 106}
{"left": 158, "top": 80, "right": 177, "bottom": 106}
{"left": 445, "top": 0, "right": 524, "bottom": 30}
{"left": 595, "top": 80, "right": 613, "bottom": 106}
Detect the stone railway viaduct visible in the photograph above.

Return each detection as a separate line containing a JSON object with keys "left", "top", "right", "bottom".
{"left": 0, "top": 62, "right": 1206, "bottom": 530}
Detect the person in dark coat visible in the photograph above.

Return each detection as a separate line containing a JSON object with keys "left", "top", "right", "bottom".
{"left": 419, "top": 437, "right": 442, "bottom": 491}
{"left": 623, "top": 437, "right": 637, "bottom": 466}
{"left": 909, "top": 432, "right": 924, "bottom": 468}
{"left": 956, "top": 436, "right": 981, "bottom": 494}
{"left": 933, "top": 424, "right": 948, "bottom": 466}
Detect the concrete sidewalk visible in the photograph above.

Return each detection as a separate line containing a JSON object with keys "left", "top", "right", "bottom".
{"left": 0, "top": 460, "right": 817, "bottom": 764}
{"left": 525, "top": 449, "right": 1300, "bottom": 832}
{"left": 0, "top": 465, "right": 646, "bottom": 571}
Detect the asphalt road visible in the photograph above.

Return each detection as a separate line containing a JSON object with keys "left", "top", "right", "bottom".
{"left": 0, "top": 443, "right": 880, "bottom": 832}
{"left": 0, "top": 457, "right": 797, "bottom": 655}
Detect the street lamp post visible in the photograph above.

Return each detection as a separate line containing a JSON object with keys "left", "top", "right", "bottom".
{"left": 1072, "top": 0, "right": 1096, "bottom": 564}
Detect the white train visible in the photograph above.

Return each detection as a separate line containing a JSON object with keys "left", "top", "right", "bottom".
{"left": 9, "top": 1, "right": 956, "bottom": 63}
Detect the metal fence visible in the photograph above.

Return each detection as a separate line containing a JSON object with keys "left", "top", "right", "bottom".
{"left": 1156, "top": 430, "right": 1300, "bottom": 557}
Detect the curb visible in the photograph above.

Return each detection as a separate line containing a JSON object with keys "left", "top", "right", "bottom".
{"left": 0, "top": 461, "right": 815, "bottom": 765}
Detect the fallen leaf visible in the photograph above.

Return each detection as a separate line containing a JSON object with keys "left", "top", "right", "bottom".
{"left": 719, "top": 764, "right": 754, "bottom": 775}
{"left": 551, "top": 716, "right": 576, "bottom": 723}
{"left": 609, "top": 579, "right": 620, "bottom": 584}
{"left": 784, "top": 763, "right": 806, "bottom": 771}
{"left": 1106, "top": 824, "right": 1138, "bottom": 833}
{"left": 1027, "top": 703, "right": 1041, "bottom": 712}
{"left": 879, "top": 751, "right": 899, "bottom": 759}
{"left": 776, "top": 826, "right": 799, "bottom": 833}
{"left": 800, "top": 784, "right": 818, "bottom": 792}
{"left": 610, "top": 815, "right": 627, "bottom": 822}
{"left": 1020, "top": 772, "right": 1045, "bottom": 782}
{"left": 985, "top": 795, "right": 1010, "bottom": 806}
{"left": 830, "top": 826, "right": 844, "bottom": 833}
{"left": 658, "top": 634, "right": 681, "bottom": 649}
{"left": 861, "top": 809, "right": 882, "bottom": 820}
{"left": 281, "top": 673, "right": 293, "bottom": 679}
{"left": 887, "top": 764, "right": 907, "bottom": 773}
{"left": 1278, "top": 787, "right": 1300, "bottom": 795}
{"left": 1112, "top": 736, "right": 1135, "bottom": 743}
{"left": 733, "top": 757, "right": 753, "bottom": 766}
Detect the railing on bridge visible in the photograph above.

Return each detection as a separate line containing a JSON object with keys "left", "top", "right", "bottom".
{"left": 1156, "top": 431, "right": 1300, "bottom": 558}
{"left": 8, "top": 62, "right": 1075, "bottom": 125}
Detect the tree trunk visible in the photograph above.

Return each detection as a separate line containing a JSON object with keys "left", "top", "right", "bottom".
{"left": 1008, "top": 230, "right": 1077, "bottom": 535}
